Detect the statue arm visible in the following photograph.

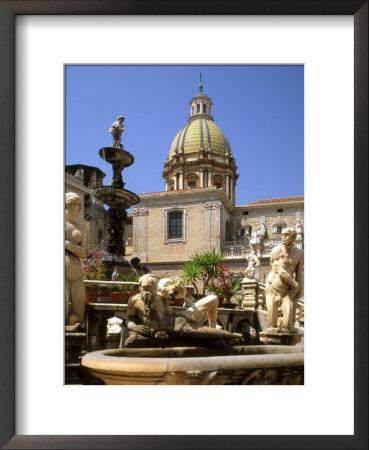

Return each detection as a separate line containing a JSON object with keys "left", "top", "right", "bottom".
{"left": 126, "top": 297, "right": 141, "bottom": 328}
{"left": 183, "top": 296, "right": 194, "bottom": 307}
{"left": 65, "top": 239, "right": 86, "bottom": 259}
{"left": 277, "top": 268, "right": 299, "bottom": 289}
{"left": 296, "top": 253, "right": 304, "bottom": 298}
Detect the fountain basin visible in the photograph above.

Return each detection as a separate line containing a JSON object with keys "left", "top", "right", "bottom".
{"left": 99, "top": 147, "right": 134, "bottom": 166}
{"left": 93, "top": 186, "right": 140, "bottom": 208}
{"left": 81, "top": 345, "right": 304, "bottom": 385}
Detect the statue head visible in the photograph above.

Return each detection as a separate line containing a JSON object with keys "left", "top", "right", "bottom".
{"left": 138, "top": 274, "right": 157, "bottom": 295}
{"left": 65, "top": 192, "right": 81, "bottom": 208}
{"left": 157, "top": 276, "right": 187, "bottom": 300}
{"left": 281, "top": 227, "right": 297, "bottom": 245}
{"left": 117, "top": 116, "right": 125, "bottom": 122}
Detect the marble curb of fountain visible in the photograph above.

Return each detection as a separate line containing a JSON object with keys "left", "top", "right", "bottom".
{"left": 82, "top": 345, "right": 304, "bottom": 375}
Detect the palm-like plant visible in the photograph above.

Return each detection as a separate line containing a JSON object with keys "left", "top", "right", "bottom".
{"left": 182, "top": 249, "right": 224, "bottom": 297}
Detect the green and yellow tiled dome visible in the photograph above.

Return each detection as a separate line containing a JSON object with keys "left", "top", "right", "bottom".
{"left": 169, "top": 117, "right": 232, "bottom": 159}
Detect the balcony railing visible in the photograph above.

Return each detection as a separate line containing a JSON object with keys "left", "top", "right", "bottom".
{"left": 222, "top": 237, "right": 303, "bottom": 259}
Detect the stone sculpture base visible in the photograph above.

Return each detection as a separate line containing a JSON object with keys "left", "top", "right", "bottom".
{"left": 65, "top": 331, "right": 86, "bottom": 384}
{"left": 241, "top": 280, "right": 258, "bottom": 310}
{"left": 259, "top": 329, "right": 303, "bottom": 346}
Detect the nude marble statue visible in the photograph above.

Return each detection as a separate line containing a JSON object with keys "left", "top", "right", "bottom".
{"left": 243, "top": 241, "right": 260, "bottom": 281}
{"left": 109, "top": 116, "right": 125, "bottom": 148}
{"left": 65, "top": 192, "right": 86, "bottom": 329}
{"left": 265, "top": 228, "right": 304, "bottom": 333}
{"left": 126, "top": 274, "right": 243, "bottom": 347}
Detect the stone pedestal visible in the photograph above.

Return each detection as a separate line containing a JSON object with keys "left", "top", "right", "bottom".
{"left": 259, "top": 329, "right": 303, "bottom": 346}
{"left": 241, "top": 280, "right": 258, "bottom": 310}
{"left": 65, "top": 331, "right": 87, "bottom": 384}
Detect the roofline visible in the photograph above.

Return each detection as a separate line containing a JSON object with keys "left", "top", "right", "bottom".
{"left": 137, "top": 186, "right": 234, "bottom": 211}
{"left": 235, "top": 197, "right": 304, "bottom": 209}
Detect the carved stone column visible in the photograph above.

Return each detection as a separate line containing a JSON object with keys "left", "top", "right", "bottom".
{"left": 132, "top": 209, "right": 139, "bottom": 257}
{"left": 230, "top": 177, "right": 234, "bottom": 204}
{"left": 213, "top": 202, "right": 221, "bottom": 250}
{"left": 139, "top": 208, "right": 148, "bottom": 262}
{"left": 204, "top": 202, "right": 212, "bottom": 250}
{"left": 225, "top": 173, "right": 230, "bottom": 196}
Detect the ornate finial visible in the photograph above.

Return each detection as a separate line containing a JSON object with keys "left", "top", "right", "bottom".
{"left": 199, "top": 73, "right": 203, "bottom": 92}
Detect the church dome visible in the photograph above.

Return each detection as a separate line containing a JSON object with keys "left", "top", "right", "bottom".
{"left": 169, "top": 117, "right": 232, "bottom": 159}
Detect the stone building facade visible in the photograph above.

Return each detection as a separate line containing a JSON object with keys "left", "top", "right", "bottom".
{"left": 130, "top": 82, "right": 304, "bottom": 281}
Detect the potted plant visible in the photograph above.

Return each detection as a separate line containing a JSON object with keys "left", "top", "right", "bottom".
{"left": 181, "top": 249, "right": 224, "bottom": 298}
{"left": 208, "top": 264, "right": 241, "bottom": 308}
{"left": 108, "top": 283, "right": 124, "bottom": 303}
{"left": 81, "top": 251, "right": 107, "bottom": 303}
{"left": 116, "top": 273, "right": 139, "bottom": 303}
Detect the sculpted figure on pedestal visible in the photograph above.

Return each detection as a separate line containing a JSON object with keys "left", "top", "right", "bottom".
{"left": 265, "top": 228, "right": 304, "bottom": 333}
{"left": 257, "top": 221, "right": 266, "bottom": 241}
{"left": 296, "top": 220, "right": 303, "bottom": 239}
{"left": 65, "top": 193, "right": 86, "bottom": 330}
{"left": 126, "top": 274, "right": 243, "bottom": 347}
{"left": 249, "top": 230, "right": 262, "bottom": 258}
{"left": 243, "top": 241, "right": 260, "bottom": 281}
{"left": 109, "top": 116, "right": 125, "bottom": 149}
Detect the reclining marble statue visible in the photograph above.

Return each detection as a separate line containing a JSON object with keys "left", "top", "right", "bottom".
{"left": 65, "top": 192, "right": 86, "bottom": 331}
{"left": 265, "top": 227, "right": 304, "bottom": 333}
{"left": 126, "top": 274, "right": 243, "bottom": 347}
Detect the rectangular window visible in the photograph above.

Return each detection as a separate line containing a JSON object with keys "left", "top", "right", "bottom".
{"left": 203, "top": 105, "right": 207, "bottom": 113}
{"left": 243, "top": 211, "right": 249, "bottom": 216}
{"left": 277, "top": 208, "right": 283, "bottom": 213}
{"left": 168, "top": 211, "right": 183, "bottom": 239}
{"left": 197, "top": 104, "right": 200, "bottom": 113}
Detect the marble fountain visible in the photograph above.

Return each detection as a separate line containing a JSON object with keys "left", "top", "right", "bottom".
{"left": 75, "top": 116, "right": 304, "bottom": 385}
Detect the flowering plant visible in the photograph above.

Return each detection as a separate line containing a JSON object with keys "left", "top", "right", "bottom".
{"left": 81, "top": 251, "right": 107, "bottom": 289}
{"left": 208, "top": 264, "right": 241, "bottom": 303}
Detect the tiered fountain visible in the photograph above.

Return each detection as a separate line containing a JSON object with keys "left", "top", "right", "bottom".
{"left": 92, "top": 116, "right": 145, "bottom": 277}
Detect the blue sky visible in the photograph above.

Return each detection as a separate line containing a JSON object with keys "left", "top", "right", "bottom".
{"left": 65, "top": 65, "right": 304, "bottom": 205}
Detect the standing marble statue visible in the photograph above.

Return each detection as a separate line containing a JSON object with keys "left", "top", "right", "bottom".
{"left": 257, "top": 221, "right": 266, "bottom": 240}
{"left": 296, "top": 220, "right": 303, "bottom": 239}
{"left": 109, "top": 116, "right": 125, "bottom": 148}
{"left": 249, "top": 230, "right": 262, "bottom": 257}
{"left": 65, "top": 193, "right": 86, "bottom": 330}
{"left": 126, "top": 274, "right": 243, "bottom": 346}
{"left": 243, "top": 241, "right": 260, "bottom": 281}
{"left": 265, "top": 228, "right": 304, "bottom": 333}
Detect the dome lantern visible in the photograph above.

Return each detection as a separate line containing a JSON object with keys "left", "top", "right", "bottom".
{"left": 189, "top": 75, "right": 213, "bottom": 120}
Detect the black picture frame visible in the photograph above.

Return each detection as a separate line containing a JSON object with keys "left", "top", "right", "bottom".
{"left": 0, "top": 1, "right": 367, "bottom": 449}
